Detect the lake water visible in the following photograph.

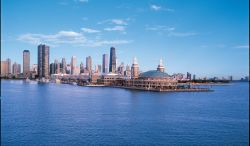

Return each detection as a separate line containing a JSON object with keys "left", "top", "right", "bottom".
{"left": 1, "top": 80, "right": 249, "bottom": 146}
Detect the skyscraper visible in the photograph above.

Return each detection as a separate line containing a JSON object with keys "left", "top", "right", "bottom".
{"left": 12, "top": 62, "right": 21, "bottom": 75}
{"left": 62, "top": 58, "right": 66, "bottom": 74}
{"left": 54, "top": 59, "right": 60, "bottom": 74}
{"left": 1, "top": 61, "right": 8, "bottom": 76}
{"left": 186, "top": 72, "right": 192, "bottom": 80}
{"left": 80, "top": 62, "right": 84, "bottom": 73}
{"left": 131, "top": 57, "right": 139, "bottom": 79}
{"left": 50, "top": 63, "right": 55, "bottom": 74}
{"left": 109, "top": 47, "right": 116, "bottom": 73}
{"left": 66, "top": 64, "right": 71, "bottom": 74}
{"left": 102, "top": 54, "right": 109, "bottom": 73}
{"left": 71, "top": 56, "right": 77, "bottom": 75}
{"left": 193, "top": 74, "right": 196, "bottom": 80}
{"left": 23, "top": 50, "right": 30, "bottom": 75}
{"left": 86, "top": 56, "right": 92, "bottom": 73}
{"left": 124, "top": 64, "right": 131, "bottom": 77}
{"left": 38, "top": 44, "right": 50, "bottom": 78}
{"left": 31, "top": 64, "right": 38, "bottom": 74}
{"left": 98, "top": 65, "right": 102, "bottom": 73}
{"left": 118, "top": 62, "right": 124, "bottom": 76}
{"left": 6, "top": 58, "right": 11, "bottom": 74}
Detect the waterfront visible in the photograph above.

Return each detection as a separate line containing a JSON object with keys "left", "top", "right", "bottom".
{"left": 1, "top": 80, "right": 249, "bottom": 145}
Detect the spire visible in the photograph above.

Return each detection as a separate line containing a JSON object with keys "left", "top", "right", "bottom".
{"left": 159, "top": 59, "right": 163, "bottom": 66}
{"left": 157, "top": 58, "right": 165, "bottom": 72}
{"left": 133, "top": 57, "right": 138, "bottom": 64}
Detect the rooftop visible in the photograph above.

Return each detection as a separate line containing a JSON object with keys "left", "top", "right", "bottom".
{"left": 139, "top": 70, "right": 169, "bottom": 78}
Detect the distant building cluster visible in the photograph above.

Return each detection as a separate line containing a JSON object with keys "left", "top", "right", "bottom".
{"left": 1, "top": 44, "right": 248, "bottom": 85}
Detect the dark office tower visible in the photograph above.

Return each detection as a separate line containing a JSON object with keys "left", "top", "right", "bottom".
{"left": 86, "top": 56, "right": 92, "bottom": 73}
{"left": 23, "top": 50, "right": 30, "bottom": 75}
{"left": 62, "top": 58, "right": 66, "bottom": 74}
{"left": 50, "top": 63, "right": 55, "bottom": 74}
{"left": 102, "top": 54, "right": 109, "bottom": 73}
{"left": 109, "top": 47, "right": 116, "bottom": 73}
{"left": 38, "top": 44, "right": 50, "bottom": 78}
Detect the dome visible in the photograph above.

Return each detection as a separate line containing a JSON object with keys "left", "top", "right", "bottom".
{"left": 139, "top": 70, "right": 169, "bottom": 78}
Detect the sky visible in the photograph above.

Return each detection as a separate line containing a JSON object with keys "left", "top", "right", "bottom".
{"left": 1, "top": 0, "right": 249, "bottom": 79}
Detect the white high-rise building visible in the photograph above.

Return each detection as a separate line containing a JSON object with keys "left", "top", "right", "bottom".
{"left": 71, "top": 56, "right": 77, "bottom": 75}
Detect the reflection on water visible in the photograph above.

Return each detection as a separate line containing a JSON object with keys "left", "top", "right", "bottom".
{"left": 1, "top": 80, "right": 249, "bottom": 146}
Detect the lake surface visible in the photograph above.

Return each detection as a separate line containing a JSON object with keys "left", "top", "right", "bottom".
{"left": 1, "top": 80, "right": 249, "bottom": 146}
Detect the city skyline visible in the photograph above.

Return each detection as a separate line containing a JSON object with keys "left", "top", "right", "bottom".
{"left": 1, "top": 0, "right": 249, "bottom": 79}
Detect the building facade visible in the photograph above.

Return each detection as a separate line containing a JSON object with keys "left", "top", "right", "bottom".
{"left": 102, "top": 54, "right": 109, "bottom": 73}
{"left": 157, "top": 59, "right": 165, "bottom": 72}
{"left": 62, "top": 58, "right": 66, "bottom": 74}
{"left": 131, "top": 57, "right": 139, "bottom": 79}
{"left": 109, "top": 47, "right": 116, "bottom": 73}
{"left": 12, "top": 62, "right": 21, "bottom": 75}
{"left": 38, "top": 44, "right": 50, "bottom": 78}
{"left": 23, "top": 50, "right": 30, "bottom": 75}
{"left": 1, "top": 61, "right": 8, "bottom": 76}
{"left": 86, "top": 56, "right": 92, "bottom": 74}
{"left": 71, "top": 56, "right": 77, "bottom": 75}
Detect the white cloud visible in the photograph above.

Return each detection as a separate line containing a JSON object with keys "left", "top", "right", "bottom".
{"left": 89, "top": 40, "right": 133, "bottom": 47}
{"left": 146, "top": 25, "right": 196, "bottom": 37}
{"left": 57, "top": 31, "right": 82, "bottom": 37}
{"left": 234, "top": 45, "right": 249, "bottom": 49}
{"left": 111, "top": 19, "right": 127, "bottom": 25}
{"left": 81, "top": 27, "right": 100, "bottom": 33}
{"left": 151, "top": 5, "right": 161, "bottom": 11}
{"left": 104, "top": 26, "right": 125, "bottom": 31}
{"left": 98, "top": 18, "right": 129, "bottom": 25}
{"left": 17, "top": 30, "right": 132, "bottom": 47}
{"left": 168, "top": 32, "right": 197, "bottom": 37}
{"left": 146, "top": 25, "right": 175, "bottom": 31}
{"left": 150, "top": 4, "right": 174, "bottom": 12}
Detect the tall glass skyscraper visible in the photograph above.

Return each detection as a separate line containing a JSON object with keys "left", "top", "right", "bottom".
{"left": 102, "top": 54, "right": 109, "bottom": 73}
{"left": 109, "top": 47, "right": 116, "bottom": 73}
{"left": 23, "top": 50, "right": 30, "bottom": 76}
{"left": 38, "top": 44, "right": 50, "bottom": 78}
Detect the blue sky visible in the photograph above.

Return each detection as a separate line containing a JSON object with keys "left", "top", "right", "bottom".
{"left": 1, "top": 0, "right": 249, "bottom": 79}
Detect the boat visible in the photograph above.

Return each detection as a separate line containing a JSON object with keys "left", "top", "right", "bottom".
{"left": 25, "top": 78, "right": 31, "bottom": 82}
{"left": 38, "top": 78, "right": 50, "bottom": 83}
{"left": 70, "top": 82, "right": 77, "bottom": 85}
{"left": 55, "top": 79, "right": 61, "bottom": 84}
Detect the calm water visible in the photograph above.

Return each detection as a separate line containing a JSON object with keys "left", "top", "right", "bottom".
{"left": 1, "top": 80, "right": 249, "bottom": 146}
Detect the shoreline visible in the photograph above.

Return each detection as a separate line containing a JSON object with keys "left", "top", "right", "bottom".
{"left": 1, "top": 79, "right": 233, "bottom": 92}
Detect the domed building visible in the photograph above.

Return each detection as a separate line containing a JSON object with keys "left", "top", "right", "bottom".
{"left": 139, "top": 59, "right": 169, "bottom": 79}
{"left": 123, "top": 59, "right": 178, "bottom": 91}
{"left": 139, "top": 70, "right": 169, "bottom": 79}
